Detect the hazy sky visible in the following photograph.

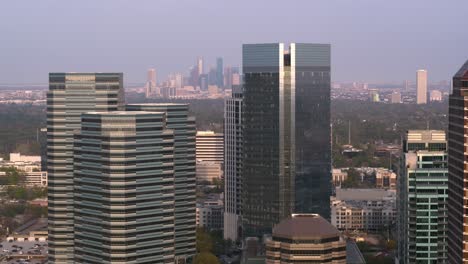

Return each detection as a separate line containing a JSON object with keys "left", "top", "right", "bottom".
{"left": 0, "top": 0, "right": 467, "bottom": 84}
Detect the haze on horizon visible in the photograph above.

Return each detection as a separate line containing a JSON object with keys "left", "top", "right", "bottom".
{"left": 0, "top": 0, "right": 467, "bottom": 84}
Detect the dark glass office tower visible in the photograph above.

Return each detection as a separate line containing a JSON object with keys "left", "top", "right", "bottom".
{"left": 73, "top": 111, "right": 175, "bottom": 263}
{"left": 47, "top": 73, "right": 124, "bottom": 263}
{"left": 448, "top": 60, "right": 468, "bottom": 264}
{"left": 217, "top": 57, "right": 224, "bottom": 89}
{"left": 242, "top": 43, "right": 331, "bottom": 236}
{"left": 125, "top": 103, "right": 196, "bottom": 262}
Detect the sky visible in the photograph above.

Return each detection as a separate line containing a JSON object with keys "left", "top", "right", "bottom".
{"left": 0, "top": 0, "right": 467, "bottom": 84}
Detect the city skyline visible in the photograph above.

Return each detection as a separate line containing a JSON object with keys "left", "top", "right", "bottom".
{"left": 0, "top": 1, "right": 467, "bottom": 84}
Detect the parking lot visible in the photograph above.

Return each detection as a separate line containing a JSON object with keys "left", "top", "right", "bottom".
{"left": 0, "top": 241, "right": 47, "bottom": 264}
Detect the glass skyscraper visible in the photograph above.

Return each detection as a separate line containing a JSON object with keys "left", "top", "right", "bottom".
{"left": 448, "top": 60, "right": 468, "bottom": 264}
{"left": 398, "top": 130, "right": 448, "bottom": 263}
{"left": 73, "top": 111, "right": 175, "bottom": 263}
{"left": 242, "top": 43, "right": 331, "bottom": 236}
{"left": 47, "top": 73, "right": 124, "bottom": 263}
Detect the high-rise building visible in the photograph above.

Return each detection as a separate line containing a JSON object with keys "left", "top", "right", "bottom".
{"left": 417, "top": 69, "right": 428, "bottom": 104}
{"left": 242, "top": 43, "right": 331, "bottom": 236}
{"left": 197, "top": 56, "right": 204, "bottom": 75}
{"left": 73, "top": 111, "right": 175, "bottom": 263}
{"left": 125, "top": 103, "right": 196, "bottom": 262}
{"left": 146, "top": 68, "right": 157, "bottom": 98}
{"left": 208, "top": 67, "right": 217, "bottom": 86}
{"left": 196, "top": 130, "right": 224, "bottom": 163}
{"left": 224, "top": 66, "right": 233, "bottom": 90}
{"left": 47, "top": 73, "right": 124, "bottom": 263}
{"left": 448, "top": 60, "right": 468, "bottom": 264}
{"left": 224, "top": 88, "right": 243, "bottom": 241}
{"left": 199, "top": 74, "right": 208, "bottom": 91}
{"left": 398, "top": 130, "right": 448, "bottom": 264}
{"left": 216, "top": 57, "right": 224, "bottom": 89}
{"left": 266, "top": 214, "right": 346, "bottom": 264}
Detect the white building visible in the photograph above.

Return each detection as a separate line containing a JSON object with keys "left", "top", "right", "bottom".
{"left": 332, "top": 169, "right": 348, "bottom": 186}
{"left": 24, "top": 171, "right": 48, "bottom": 187}
{"left": 9, "top": 153, "right": 41, "bottom": 163}
{"left": 196, "top": 160, "right": 222, "bottom": 184}
{"left": 430, "top": 90, "right": 442, "bottom": 101}
{"left": 331, "top": 188, "right": 396, "bottom": 232}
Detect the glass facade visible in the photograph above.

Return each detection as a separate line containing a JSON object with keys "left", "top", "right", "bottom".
{"left": 448, "top": 60, "right": 468, "bottom": 264}
{"left": 242, "top": 43, "right": 331, "bottom": 236}
{"left": 73, "top": 112, "right": 175, "bottom": 263}
{"left": 47, "top": 73, "right": 124, "bottom": 263}
{"left": 125, "top": 103, "right": 196, "bottom": 261}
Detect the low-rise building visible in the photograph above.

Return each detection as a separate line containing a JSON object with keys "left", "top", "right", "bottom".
{"left": 196, "top": 194, "right": 223, "bottom": 231}
{"left": 375, "top": 169, "right": 396, "bottom": 189}
{"left": 9, "top": 153, "right": 41, "bottom": 163}
{"left": 331, "top": 188, "right": 396, "bottom": 232}
{"left": 266, "top": 214, "right": 347, "bottom": 264}
{"left": 23, "top": 171, "right": 47, "bottom": 187}
{"left": 332, "top": 169, "right": 348, "bottom": 187}
{"left": 196, "top": 160, "right": 222, "bottom": 184}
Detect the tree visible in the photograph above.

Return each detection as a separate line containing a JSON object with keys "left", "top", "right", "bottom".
{"left": 197, "top": 228, "right": 213, "bottom": 253}
{"left": 193, "top": 252, "right": 219, "bottom": 264}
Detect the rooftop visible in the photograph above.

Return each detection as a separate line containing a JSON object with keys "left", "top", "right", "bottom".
{"left": 273, "top": 214, "right": 340, "bottom": 240}
{"left": 454, "top": 60, "right": 468, "bottom": 79}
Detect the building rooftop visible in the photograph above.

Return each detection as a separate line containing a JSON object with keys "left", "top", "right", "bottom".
{"left": 335, "top": 188, "right": 396, "bottom": 201}
{"left": 273, "top": 214, "right": 340, "bottom": 240}
{"left": 454, "top": 60, "right": 468, "bottom": 79}
{"left": 346, "top": 239, "right": 366, "bottom": 264}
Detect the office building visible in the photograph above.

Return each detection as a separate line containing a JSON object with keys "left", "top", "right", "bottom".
{"left": 47, "top": 72, "right": 124, "bottom": 263}
{"left": 448, "top": 60, "right": 468, "bottom": 264}
{"left": 331, "top": 188, "right": 396, "bottom": 232}
{"left": 197, "top": 56, "right": 204, "bottom": 75}
{"left": 199, "top": 74, "right": 208, "bottom": 91}
{"left": 417, "top": 69, "right": 428, "bottom": 104}
{"left": 398, "top": 130, "right": 448, "bottom": 264}
{"left": 242, "top": 43, "right": 331, "bottom": 236}
{"left": 196, "top": 130, "right": 224, "bottom": 163}
{"left": 224, "top": 87, "right": 243, "bottom": 241}
{"left": 125, "top": 103, "right": 196, "bottom": 261}
{"left": 266, "top": 214, "right": 346, "bottom": 264}
{"left": 224, "top": 66, "right": 233, "bottom": 90}
{"left": 216, "top": 57, "right": 224, "bottom": 89}
{"left": 73, "top": 111, "right": 175, "bottom": 263}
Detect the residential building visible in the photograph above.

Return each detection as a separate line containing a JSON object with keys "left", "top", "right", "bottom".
{"left": 73, "top": 111, "right": 175, "bottom": 263}
{"left": 417, "top": 69, "right": 428, "bottom": 104}
{"left": 196, "top": 130, "right": 224, "bottom": 163}
{"left": 125, "top": 103, "right": 196, "bottom": 261}
{"left": 242, "top": 43, "right": 331, "bottom": 236}
{"left": 24, "top": 171, "right": 48, "bottom": 187}
{"left": 224, "top": 87, "right": 243, "bottom": 241}
{"left": 398, "top": 130, "right": 448, "bottom": 264}
{"left": 266, "top": 214, "right": 346, "bottom": 264}
{"left": 47, "top": 72, "right": 124, "bottom": 263}
{"left": 448, "top": 60, "right": 468, "bottom": 264}
{"left": 331, "top": 188, "right": 396, "bottom": 232}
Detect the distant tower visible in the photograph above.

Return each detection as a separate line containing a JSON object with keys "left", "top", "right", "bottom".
{"left": 146, "top": 68, "right": 157, "bottom": 97}
{"left": 216, "top": 57, "right": 224, "bottom": 89}
{"left": 416, "top": 70, "right": 427, "bottom": 104}
{"left": 197, "top": 56, "right": 204, "bottom": 75}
